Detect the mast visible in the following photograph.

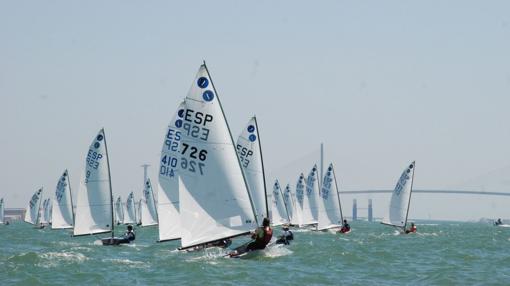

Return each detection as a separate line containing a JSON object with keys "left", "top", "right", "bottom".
{"left": 254, "top": 116, "right": 269, "bottom": 219}
{"left": 202, "top": 62, "right": 259, "bottom": 227}
{"left": 403, "top": 161, "right": 416, "bottom": 230}
{"left": 320, "top": 143, "right": 324, "bottom": 187}
{"left": 67, "top": 170, "right": 76, "bottom": 227}
{"left": 102, "top": 128, "right": 115, "bottom": 238}
{"left": 331, "top": 164, "right": 344, "bottom": 222}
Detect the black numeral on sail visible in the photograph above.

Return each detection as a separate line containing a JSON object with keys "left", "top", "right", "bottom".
{"left": 181, "top": 143, "right": 207, "bottom": 161}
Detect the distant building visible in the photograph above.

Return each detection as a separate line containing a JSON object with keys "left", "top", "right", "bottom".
{"left": 4, "top": 208, "right": 26, "bottom": 223}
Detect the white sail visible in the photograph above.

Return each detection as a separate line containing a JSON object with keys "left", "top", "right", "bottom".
{"left": 157, "top": 102, "right": 185, "bottom": 242}
{"left": 0, "top": 198, "right": 4, "bottom": 224}
{"left": 236, "top": 116, "right": 268, "bottom": 223}
{"left": 305, "top": 165, "right": 320, "bottom": 224}
{"left": 124, "top": 192, "right": 136, "bottom": 224}
{"left": 24, "top": 188, "right": 43, "bottom": 225}
{"left": 73, "top": 129, "right": 114, "bottom": 236}
{"left": 382, "top": 161, "right": 416, "bottom": 228}
{"left": 41, "top": 198, "right": 51, "bottom": 225}
{"left": 137, "top": 199, "right": 142, "bottom": 225}
{"left": 270, "top": 180, "right": 289, "bottom": 226}
{"left": 179, "top": 64, "right": 257, "bottom": 249}
{"left": 52, "top": 170, "right": 74, "bottom": 229}
{"left": 282, "top": 184, "right": 293, "bottom": 223}
{"left": 317, "top": 163, "right": 343, "bottom": 231}
{"left": 114, "top": 196, "right": 124, "bottom": 225}
{"left": 141, "top": 178, "right": 158, "bottom": 227}
{"left": 292, "top": 174, "right": 306, "bottom": 226}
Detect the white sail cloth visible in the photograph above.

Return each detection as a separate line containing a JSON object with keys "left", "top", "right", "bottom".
{"left": 73, "top": 129, "right": 114, "bottom": 236}
{"left": 52, "top": 170, "right": 74, "bottom": 229}
{"left": 24, "top": 188, "right": 43, "bottom": 225}
{"left": 382, "top": 161, "right": 416, "bottom": 228}
{"left": 317, "top": 163, "right": 343, "bottom": 231}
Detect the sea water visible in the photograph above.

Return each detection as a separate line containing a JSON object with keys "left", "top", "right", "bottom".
{"left": 1, "top": 221, "right": 509, "bottom": 285}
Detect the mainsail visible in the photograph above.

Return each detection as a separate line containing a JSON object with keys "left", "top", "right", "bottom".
{"left": 317, "top": 163, "right": 343, "bottom": 231}
{"left": 292, "top": 174, "right": 306, "bottom": 226}
{"left": 52, "top": 170, "right": 74, "bottom": 229}
{"left": 178, "top": 63, "right": 257, "bottom": 249}
{"left": 40, "top": 198, "right": 51, "bottom": 225}
{"left": 24, "top": 188, "right": 43, "bottom": 225}
{"left": 141, "top": 178, "right": 158, "bottom": 227}
{"left": 114, "top": 196, "right": 124, "bottom": 225}
{"left": 270, "top": 180, "right": 289, "bottom": 226}
{"left": 236, "top": 116, "right": 268, "bottom": 223}
{"left": 124, "top": 192, "right": 136, "bottom": 224}
{"left": 73, "top": 129, "right": 114, "bottom": 236}
{"left": 305, "top": 165, "right": 320, "bottom": 225}
{"left": 0, "top": 198, "right": 4, "bottom": 224}
{"left": 157, "top": 101, "right": 185, "bottom": 242}
{"left": 382, "top": 161, "right": 416, "bottom": 229}
{"left": 282, "top": 184, "right": 293, "bottom": 223}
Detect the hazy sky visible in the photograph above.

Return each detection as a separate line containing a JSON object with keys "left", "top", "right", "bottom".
{"left": 1, "top": 1, "right": 509, "bottom": 220}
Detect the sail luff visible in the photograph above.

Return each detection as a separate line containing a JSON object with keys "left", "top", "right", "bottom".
{"left": 102, "top": 128, "right": 115, "bottom": 238}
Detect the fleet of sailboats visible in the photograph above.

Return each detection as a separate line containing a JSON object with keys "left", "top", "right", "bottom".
{"left": 13, "top": 63, "right": 425, "bottom": 253}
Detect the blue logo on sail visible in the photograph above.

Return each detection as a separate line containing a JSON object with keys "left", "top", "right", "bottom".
{"left": 249, "top": 134, "right": 257, "bottom": 142}
{"left": 175, "top": 119, "right": 183, "bottom": 128}
{"left": 247, "top": 125, "right": 255, "bottom": 133}
{"left": 203, "top": 90, "right": 214, "bottom": 102}
{"left": 197, "top": 77, "right": 209, "bottom": 88}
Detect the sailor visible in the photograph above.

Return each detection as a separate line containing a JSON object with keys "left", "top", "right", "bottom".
{"left": 405, "top": 222, "right": 417, "bottom": 234}
{"left": 119, "top": 225, "right": 136, "bottom": 243}
{"left": 495, "top": 218, "right": 503, "bottom": 226}
{"left": 276, "top": 225, "right": 294, "bottom": 245}
{"left": 339, "top": 219, "right": 351, "bottom": 233}
{"left": 246, "top": 217, "right": 273, "bottom": 251}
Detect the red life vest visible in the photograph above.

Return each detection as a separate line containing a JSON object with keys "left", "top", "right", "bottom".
{"left": 262, "top": 227, "right": 273, "bottom": 245}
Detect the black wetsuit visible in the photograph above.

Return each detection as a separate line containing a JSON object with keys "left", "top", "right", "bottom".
{"left": 118, "top": 230, "right": 136, "bottom": 244}
{"left": 276, "top": 230, "right": 294, "bottom": 245}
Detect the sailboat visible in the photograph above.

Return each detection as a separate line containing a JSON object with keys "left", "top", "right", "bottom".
{"left": 140, "top": 178, "right": 158, "bottom": 227}
{"left": 114, "top": 196, "right": 124, "bottom": 225}
{"left": 51, "top": 170, "right": 74, "bottom": 229}
{"left": 292, "top": 174, "right": 306, "bottom": 226}
{"left": 317, "top": 163, "right": 344, "bottom": 231}
{"left": 157, "top": 101, "right": 186, "bottom": 242}
{"left": 0, "top": 198, "right": 5, "bottom": 224}
{"left": 236, "top": 116, "right": 269, "bottom": 224}
{"left": 73, "top": 129, "right": 122, "bottom": 245}
{"left": 270, "top": 180, "right": 289, "bottom": 226}
{"left": 39, "top": 198, "right": 51, "bottom": 227}
{"left": 124, "top": 192, "right": 136, "bottom": 224}
{"left": 178, "top": 63, "right": 257, "bottom": 250}
{"left": 24, "top": 188, "right": 43, "bottom": 226}
{"left": 282, "top": 184, "right": 293, "bottom": 224}
{"left": 381, "top": 161, "right": 416, "bottom": 233}
{"left": 305, "top": 165, "right": 320, "bottom": 226}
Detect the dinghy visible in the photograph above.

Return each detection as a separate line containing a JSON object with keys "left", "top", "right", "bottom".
{"left": 0, "top": 198, "right": 5, "bottom": 224}
{"left": 305, "top": 165, "right": 321, "bottom": 226}
{"left": 236, "top": 116, "right": 269, "bottom": 223}
{"left": 114, "top": 196, "right": 124, "bottom": 225}
{"left": 73, "top": 129, "right": 127, "bottom": 245}
{"left": 24, "top": 188, "right": 43, "bottom": 227}
{"left": 140, "top": 178, "right": 158, "bottom": 227}
{"left": 157, "top": 101, "right": 186, "bottom": 242}
{"left": 381, "top": 161, "right": 416, "bottom": 234}
{"left": 177, "top": 63, "right": 258, "bottom": 251}
{"left": 270, "top": 180, "right": 289, "bottom": 226}
{"left": 51, "top": 170, "right": 74, "bottom": 229}
{"left": 292, "top": 174, "right": 306, "bottom": 226}
{"left": 124, "top": 192, "right": 136, "bottom": 224}
{"left": 282, "top": 184, "right": 293, "bottom": 223}
{"left": 317, "top": 163, "right": 344, "bottom": 231}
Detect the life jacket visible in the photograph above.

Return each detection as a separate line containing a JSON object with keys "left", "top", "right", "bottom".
{"left": 262, "top": 227, "right": 273, "bottom": 245}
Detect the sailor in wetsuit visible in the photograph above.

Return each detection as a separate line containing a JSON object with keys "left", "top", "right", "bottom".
{"left": 276, "top": 225, "right": 294, "bottom": 245}
{"left": 246, "top": 217, "right": 273, "bottom": 251}
{"left": 495, "top": 218, "right": 503, "bottom": 226}
{"left": 119, "top": 225, "right": 136, "bottom": 244}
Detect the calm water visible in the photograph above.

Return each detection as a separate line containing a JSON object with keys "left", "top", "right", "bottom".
{"left": 1, "top": 221, "right": 509, "bottom": 285}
